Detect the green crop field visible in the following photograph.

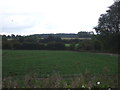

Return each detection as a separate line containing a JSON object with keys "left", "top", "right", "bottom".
{"left": 65, "top": 44, "right": 79, "bottom": 47}
{"left": 3, "top": 50, "right": 118, "bottom": 78}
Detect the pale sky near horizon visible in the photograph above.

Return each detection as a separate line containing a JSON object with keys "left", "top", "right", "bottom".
{"left": 0, "top": 0, "right": 114, "bottom": 35}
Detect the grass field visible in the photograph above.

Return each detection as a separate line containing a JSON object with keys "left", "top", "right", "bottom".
{"left": 65, "top": 44, "right": 79, "bottom": 47}
{"left": 3, "top": 50, "right": 118, "bottom": 78}
{"left": 2, "top": 50, "right": 119, "bottom": 88}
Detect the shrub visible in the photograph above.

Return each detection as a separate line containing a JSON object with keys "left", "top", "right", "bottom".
{"left": 21, "top": 42, "right": 40, "bottom": 50}
{"left": 76, "top": 40, "right": 94, "bottom": 51}
{"left": 13, "top": 43, "right": 22, "bottom": 50}
{"left": 46, "top": 42, "right": 65, "bottom": 50}
{"left": 2, "top": 42, "right": 12, "bottom": 49}
{"left": 38, "top": 43, "right": 46, "bottom": 50}
{"left": 93, "top": 40, "right": 102, "bottom": 51}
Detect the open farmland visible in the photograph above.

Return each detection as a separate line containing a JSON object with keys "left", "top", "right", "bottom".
{"left": 2, "top": 50, "right": 119, "bottom": 88}
{"left": 3, "top": 50, "right": 118, "bottom": 77}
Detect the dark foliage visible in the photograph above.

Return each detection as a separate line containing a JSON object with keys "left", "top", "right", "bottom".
{"left": 94, "top": 1, "right": 120, "bottom": 53}
{"left": 46, "top": 42, "right": 65, "bottom": 50}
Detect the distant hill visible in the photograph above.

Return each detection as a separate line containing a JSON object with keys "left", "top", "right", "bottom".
{"left": 33, "top": 32, "right": 94, "bottom": 38}
{"left": 34, "top": 33, "right": 78, "bottom": 38}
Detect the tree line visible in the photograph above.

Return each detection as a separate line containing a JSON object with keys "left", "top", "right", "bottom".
{"left": 2, "top": 33, "right": 101, "bottom": 51}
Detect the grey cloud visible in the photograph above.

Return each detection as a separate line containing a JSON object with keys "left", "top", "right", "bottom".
{"left": 2, "top": 25, "right": 35, "bottom": 33}
{"left": 0, "top": 13, "right": 38, "bottom": 33}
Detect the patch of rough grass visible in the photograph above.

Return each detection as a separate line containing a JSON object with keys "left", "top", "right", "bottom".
{"left": 2, "top": 72, "right": 119, "bottom": 88}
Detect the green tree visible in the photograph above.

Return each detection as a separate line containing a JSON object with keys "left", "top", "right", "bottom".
{"left": 77, "top": 31, "right": 93, "bottom": 38}
{"left": 94, "top": 2, "right": 120, "bottom": 34}
{"left": 94, "top": 1, "right": 120, "bottom": 53}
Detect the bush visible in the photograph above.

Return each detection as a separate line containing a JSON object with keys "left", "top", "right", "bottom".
{"left": 2, "top": 42, "right": 12, "bottom": 49}
{"left": 13, "top": 43, "right": 22, "bottom": 50}
{"left": 46, "top": 42, "right": 65, "bottom": 50}
{"left": 93, "top": 40, "right": 102, "bottom": 51}
{"left": 76, "top": 40, "right": 94, "bottom": 51}
{"left": 21, "top": 42, "right": 40, "bottom": 50}
{"left": 38, "top": 43, "right": 46, "bottom": 50}
{"left": 69, "top": 44, "right": 76, "bottom": 50}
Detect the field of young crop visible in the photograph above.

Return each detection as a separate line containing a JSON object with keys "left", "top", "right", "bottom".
{"left": 3, "top": 50, "right": 118, "bottom": 77}
{"left": 2, "top": 50, "right": 119, "bottom": 88}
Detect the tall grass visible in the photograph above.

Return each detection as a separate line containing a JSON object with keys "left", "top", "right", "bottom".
{"left": 2, "top": 71, "right": 119, "bottom": 88}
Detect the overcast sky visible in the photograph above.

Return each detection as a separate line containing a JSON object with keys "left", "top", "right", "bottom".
{"left": 0, "top": 0, "right": 114, "bottom": 35}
